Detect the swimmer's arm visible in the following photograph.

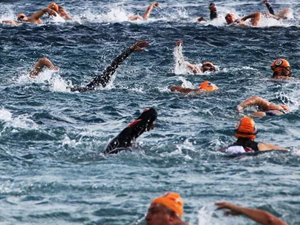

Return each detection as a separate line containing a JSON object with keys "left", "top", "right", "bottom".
{"left": 258, "top": 143, "right": 288, "bottom": 151}
{"left": 240, "top": 12, "right": 261, "bottom": 26}
{"left": 142, "top": 2, "right": 159, "bottom": 20}
{"left": 2, "top": 20, "right": 20, "bottom": 26}
{"left": 59, "top": 6, "right": 71, "bottom": 20}
{"left": 29, "top": 57, "right": 59, "bottom": 78}
{"left": 174, "top": 40, "right": 186, "bottom": 66}
{"left": 264, "top": 1, "right": 275, "bottom": 15}
{"left": 83, "top": 41, "right": 149, "bottom": 91}
{"left": 170, "top": 86, "right": 200, "bottom": 93}
{"left": 237, "top": 96, "right": 269, "bottom": 112}
{"left": 209, "top": 5, "right": 217, "bottom": 20}
{"left": 215, "top": 202, "right": 288, "bottom": 225}
{"left": 28, "top": 8, "right": 56, "bottom": 22}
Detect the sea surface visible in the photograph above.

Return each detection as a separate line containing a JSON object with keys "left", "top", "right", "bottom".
{"left": 1, "top": 0, "right": 300, "bottom": 224}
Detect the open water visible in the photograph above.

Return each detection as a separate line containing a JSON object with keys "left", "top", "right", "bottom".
{"left": 1, "top": 0, "right": 300, "bottom": 224}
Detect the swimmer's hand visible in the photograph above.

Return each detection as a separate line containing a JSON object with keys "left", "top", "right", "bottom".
{"left": 50, "top": 66, "right": 59, "bottom": 71}
{"left": 152, "top": 2, "right": 159, "bottom": 8}
{"left": 46, "top": 8, "right": 57, "bottom": 17}
{"left": 215, "top": 202, "right": 243, "bottom": 216}
{"left": 131, "top": 41, "right": 150, "bottom": 52}
{"left": 197, "top": 17, "right": 207, "bottom": 22}
{"left": 176, "top": 40, "right": 183, "bottom": 46}
{"left": 237, "top": 105, "right": 243, "bottom": 112}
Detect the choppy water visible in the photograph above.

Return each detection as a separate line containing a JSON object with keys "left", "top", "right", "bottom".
{"left": 1, "top": 0, "right": 300, "bottom": 224}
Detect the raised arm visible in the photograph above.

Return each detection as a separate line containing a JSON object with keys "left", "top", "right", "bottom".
{"left": 29, "top": 57, "right": 59, "bottom": 78}
{"left": 28, "top": 8, "right": 56, "bottom": 23}
{"left": 237, "top": 96, "right": 270, "bottom": 112}
{"left": 71, "top": 41, "right": 149, "bottom": 92}
{"left": 174, "top": 40, "right": 186, "bottom": 65}
{"left": 142, "top": 2, "right": 159, "bottom": 19}
{"left": 264, "top": 0, "right": 275, "bottom": 15}
{"left": 59, "top": 6, "right": 71, "bottom": 20}
{"left": 216, "top": 202, "right": 289, "bottom": 225}
{"left": 241, "top": 12, "right": 261, "bottom": 26}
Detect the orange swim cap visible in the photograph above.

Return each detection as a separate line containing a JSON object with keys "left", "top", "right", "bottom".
{"left": 17, "top": 13, "right": 26, "bottom": 20}
{"left": 271, "top": 59, "right": 290, "bottom": 72}
{"left": 199, "top": 81, "right": 218, "bottom": 91}
{"left": 48, "top": 3, "right": 59, "bottom": 12}
{"left": 152, "top": 192, "right": 184, "bottom": 217}
{"left": 235, "top": 117, "right": 257, "bottom": 140}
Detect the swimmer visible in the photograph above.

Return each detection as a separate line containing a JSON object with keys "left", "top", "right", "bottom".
{"left": 48, "top": 3, "right": 71, "bottom": 20}
{"left": 103, "top": 108, "right": 157, "bottom": 154}
{"left": 218, "top": 117, "right": 287, "bottom": 154}
{"left": 29, "top": 58, "right": 59, "bottom": 78}
{"left": 216, "top": 202, "right": 288, "bottom": 225}
{"left": 4, "top": 8, "right": 57, "bottom": 25}
{"left": 174, "top": 40, "right": 216, "bottom": 74}
{"left": 225, "top": 12, "right": 263, "bottom": 26}
{"left": 146, "top": 192, "right": 188, "bottom": 225}
{"left": 30, "top": 41, "right": 149, "bottom": 92}
{"left": 270, "top": 58, "right": 292, "bottom": 79}
{"left": 197, "top": 2, "right": 218, "bottom": 22}
{"left": 128, "top": 2, "right": 159, "bottom": 21}
{"left": 263, "top": 0, "right": 291, "bottom": 19}
{"left": 70, "top": 40, "right": 149, "bottom": 92}
{"left": 170, "top": 81, "right": 218, "bottom": 94}
{"left": 237, "top": 96, "right": 290, "bottom": 117}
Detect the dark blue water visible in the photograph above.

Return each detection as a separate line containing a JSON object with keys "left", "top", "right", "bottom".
{"left": 1, "top": 0, "right": 300, "bottom": 224}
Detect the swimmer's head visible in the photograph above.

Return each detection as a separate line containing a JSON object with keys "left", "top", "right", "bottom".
{"left": 17, "top": 13, "right": 27, "bottom": 21}
{"left": 209, "top": 2, "right": 216, "bottom": 10}
{"left": 225, "top": 13, "right": 236, "bottom": 24}
{"left": 150, "top": 192, "right": 184, "bottom": 218}
{"left": 201, "top": 62, "right": 216, "bottom": 72}
{"left": 48, "top": 3, "right": 59, "bottom": 12}
{"left": 235, "top": 117, "right": 257, "bottom": 140}
{"left": 271, "top": 58, "right": 292, "bottom": 77}
{"left": 199, "top": 81, "right": 218, "bottom": 91}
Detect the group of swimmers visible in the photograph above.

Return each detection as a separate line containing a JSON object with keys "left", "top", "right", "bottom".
{"left": 146, "top": 192, "right": 288, "bottom": 225}
{"left": 1, "top": 1, "right": 294, "bottom": 224}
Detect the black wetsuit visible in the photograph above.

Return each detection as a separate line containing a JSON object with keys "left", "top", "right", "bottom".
{"left": 71, "top": 47, "right": 134, "bottom": 92}
{"left": 265, "top": 2, "right": 275, "bottom": 15}
{"left": 232, "top": 138, "right": 259, "bottom": 152}
{"left": 210, "top": 9, "right": 217, "bottom": 20}
{"left": 103, "top": 108, "right": 157, "bottom": 154}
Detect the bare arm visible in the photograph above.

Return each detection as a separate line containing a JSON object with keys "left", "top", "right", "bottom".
{"left": 241, "top": 12, "right": 261, "bottom": 26}
{"left": 2, "top": 20, "right": 20, "bottom": 26}
{"left": 59, "top": 6, "right": 71, "bottom": 20}
{"left": 216, "top": 202, "right": 289, "bottom": 225}
{"left": 29, "top": 57, "right": 59, "bottom": 78}
{"left": 258, "top": 143, "right": 288, "bottom": 151}
{"left": 237, "top": 96, "right": 270, "bottom": 112}
{"left": 142, "top": 2, "right": 159, "bottom": 19}
{"left": 28, "top": 8, "right": 56, "bottom": 23}
{"left": 174, "top": 40, "right": 186, "bottom": 65}
{"left": 170, "top": 86, "right": 201, "bottom": 94}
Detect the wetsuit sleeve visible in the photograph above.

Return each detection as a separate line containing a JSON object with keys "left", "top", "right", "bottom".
{"left": 71, "top": 47, "right": 134, "bottom": 92}
{"left": 210, "top": 10, "right": 217, "bottom": 20}
{"left": 265, "top": 3, "right": 275, "bottom": 15}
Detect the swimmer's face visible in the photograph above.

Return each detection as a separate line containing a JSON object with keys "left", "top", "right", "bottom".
{"left": 225, "top": 14, "right": 235, "bottom": 24}
{"left": 17, "top": 14, "right": 28, "bottom": 21}
{"left": 272, "top": 67, "right": 292, "bottom": 77}
{"left": 146, "top": 203, "right": 175, "bottom": 225}
{"left": 201, "top": 63, "right": 216, "bottom": 72}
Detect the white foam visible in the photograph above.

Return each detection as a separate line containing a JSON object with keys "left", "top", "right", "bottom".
{"left": 0, "top": 108, "right": 37, "bottom": 130}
